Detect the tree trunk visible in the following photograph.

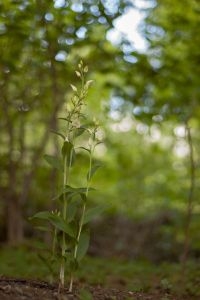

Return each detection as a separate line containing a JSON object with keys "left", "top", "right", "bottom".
{"left": 2, "top": 72, "right": 24, "bottom": 245}
{"left": 6, "top": 195, "right": 23, "bottom": 245}
{"left": 181, "top": 122, "right": 195, "bottom": 269}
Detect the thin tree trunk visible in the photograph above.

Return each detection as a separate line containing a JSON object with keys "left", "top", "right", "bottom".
{"left": 20, "top": 0, "right": 61, "bottom": 219}
{"left": 2, "top": 72, "right": 24, "bottom": 244}
{"left": 181, "top": 122, "right": 195, "bottom": 268}
{"left": 44, "top": 13, "right": 60, "bottom": 244}
{"left": 7, "top": 196, "right": 23, "bottom": 245}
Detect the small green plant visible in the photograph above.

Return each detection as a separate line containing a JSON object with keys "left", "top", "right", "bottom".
{"left": 31, "top": 61, "right": 103, "bottom": 292}
{"left": 79, "top": 288, "right": 93, "bottom": 300}
{"left": 160, "top": 278, "right": 173, "bottom": 292}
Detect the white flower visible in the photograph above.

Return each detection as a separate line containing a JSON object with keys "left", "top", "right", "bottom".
{"left": 70, "top": 84, "right": 77, "bottom": 92}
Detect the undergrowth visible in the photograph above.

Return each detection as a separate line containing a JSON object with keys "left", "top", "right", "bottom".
{"left": 0, "top": 244, "right": 199, "bottom": 297}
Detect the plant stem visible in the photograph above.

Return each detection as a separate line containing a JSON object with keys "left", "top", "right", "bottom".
{"left": 60, "top": 140, "right": 75, "bottom": 291}
{"left": 63, "top": 155, "right": 68, "bottom": 220}
{"left": 52, "top": 227, "right": 57, "bottom": 257}
{"left": 59, "top": 154, "right": 68, "bottom": 289}
{"left": 69, "top": 147, "right": 93, "bottom": 292}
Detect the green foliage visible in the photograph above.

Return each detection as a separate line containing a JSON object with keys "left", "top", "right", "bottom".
{"left": 0, "top": 0, "right": 130, "bottom": 246}
{"left": 83, "top": 206, "right": 105, "bottom": 225}
{"left": 135, "top": 0, "right": 200, "bottom": 121}
{"left": 44, "top": 154, "right": 63, "bottom": 171}
{"left": 76, "top": 230, "right": 90, "bottom": 261}
{"left": 79, "top": 289, "right": 93, "bottom": 300}
{"left": 31, "top": 62, "right": 103, "bottom": 292}
{"left": 1, "top": 245, "right": 200, "bottom": 297}
{"left": 1, "top": 0, "right": 200, "bottom": 275}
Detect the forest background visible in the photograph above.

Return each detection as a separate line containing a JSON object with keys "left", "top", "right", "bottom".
{"left": 0, "top": 0, "right": 200, "bottom": 283}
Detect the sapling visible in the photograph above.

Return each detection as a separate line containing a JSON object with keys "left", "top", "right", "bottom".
{"left": 31, "top": 61, "right": 103, "bottom": 292}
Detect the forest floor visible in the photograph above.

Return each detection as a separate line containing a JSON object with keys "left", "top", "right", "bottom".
{"left": 0, "top": 277, "right": 199, "bottom": 300}
{"left": 0, "top": 214, "right": 200, "bottom": 299}
{"left": 0, "top": 244, "right": 200, "bottom": 300}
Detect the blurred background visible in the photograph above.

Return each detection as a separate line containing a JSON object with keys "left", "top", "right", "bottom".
{"left": 0, "top": 0, "right": 200, "bottom": 291}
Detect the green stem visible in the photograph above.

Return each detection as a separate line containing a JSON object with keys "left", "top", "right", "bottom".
{"left": 69, "top": 147, "right": 93, "bottom": 292}
{"left": 52, "top": 227, "right": 57, "bottom": 257}
{"left": 63, "top": 154, "right": 68, "bottom": 220}
{"left": 60, "top": 142, "right": 75, "bottom": 291}
{"left": 59, "top": 154, "right": 68, "bottom": 289}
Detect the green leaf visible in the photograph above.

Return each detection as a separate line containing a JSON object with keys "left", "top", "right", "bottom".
{"left": 76, "top": 230, "right": 90, "bottom": 261}
{"left": 30, "top": 211, "right": 52, "bottom": 221}
{"left": 64, "top": 185, "right": 94, "bottom": 193}
{"left": 80, "top": 193, "right": 87, "bottom": 202}
{"left": 49, "top": 215, "right": 76, "bottom": 238}
{"left": 63, "top": 185, "right": 95, "bottom": 199}
{"left": 78, "top": 146, "right": 91, "bottom": 154}
{"left": 62, "top": 141, "right": 75, "bottom": 166}
{"left": 83, "top": 206, "right": 105, "bottom": 225}
{"left": 66, "top": 200, "right": 80, "bottom": 222}
{"left": 62, "top": 141, "right": 73, "bottom": 158}
{"left": 87, "top": 164, "right": 102, "bottom": 181}
{"left": 58, "top": 117, "right": 72, "bottom": 123}
{"left": 44, "top": 154, "right": 63, "bottom": 171}
{"left": 35, "top": 226, "right": 50, "bottom": 232}
{"left": 75, "top": 126, "right": 88, "bottom": 138}
{"left": 54, "top": 186, "right": 95, "bottom": 203}
{"left": 38, "top": 254, "right": 55, "bottom": 275}
{"left": 69, "top": 258, "right": 79, "bottom": 271}
{"left": 50, "top": 130, "right": 65, "bottom": 140}
{"left": 31, "top": 211, "right": 75, "bottom": 238}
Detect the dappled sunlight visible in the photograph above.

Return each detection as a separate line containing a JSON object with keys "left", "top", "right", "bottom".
{"left": 110, "top": 115, "right": 134, "bottom": 132}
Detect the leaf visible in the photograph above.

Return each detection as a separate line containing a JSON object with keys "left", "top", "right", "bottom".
{"left": 63, "top": 185, "right": 95, "bottom": 200}
{"left": 80, "top": 193, "right": 87, "bottom": 202}
{"left": 78, "top": 146, "right": 91, "bottom": 154}
{"left": 58, "top": 117, "right": 72, "bottom": 123}
{"left": 49, "top": 214, "right": 76, "bottom": 238}
{"left": 62, "top": 141, "right": 73, "bottom": 157}
{"left": 75, "top": 126, "right": 88, "bottom": 138}
{"left": 62, "top": 141, "right": 75, "bottom": 166}
{"left": 66, "top": 200, "right": 80, "bottom": 222}
{"left": 69, "top": 258, "right": 79, "bottom": 271}
{"left": 53, "top": 186, "right": 95, "bottom": 203}
{"left": 87, "top": 164, "right": 102, "bottom": 181}
{"left": 76, "top": 230, "right": 90, "bottom": 261}
{"left": 30, "top": 211, "right": 52, "bottom": 221}
{"left": 83, "top": 206, "right": 105, "bottom": 225}
{"left": 65, "top": 185, "right": 95, "bottom": 194}
{"left": 35, "top": 226, "right": 50, "bottom": 232}
{"left": 50, "top": 130, "right": 65, "bottom": 140}
{"left": 44, "top": 155, "right": 63, "bottom": 171}
{"left": 30, "top": 211, "right": 75, "bottom": 238}
{"left": 95, "top": 141, "right": 103, "bottom": 147}
{"left": 38, "top": 254, "right": 55, "bottom": 275}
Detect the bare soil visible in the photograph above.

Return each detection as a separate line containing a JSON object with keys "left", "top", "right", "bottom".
{"left": 0, "top": 278, "right": 197, "bottom": 300}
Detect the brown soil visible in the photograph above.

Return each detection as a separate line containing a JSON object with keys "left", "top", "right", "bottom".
{"left": 0, "top": 278, "right": 196, "bottom": 300}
